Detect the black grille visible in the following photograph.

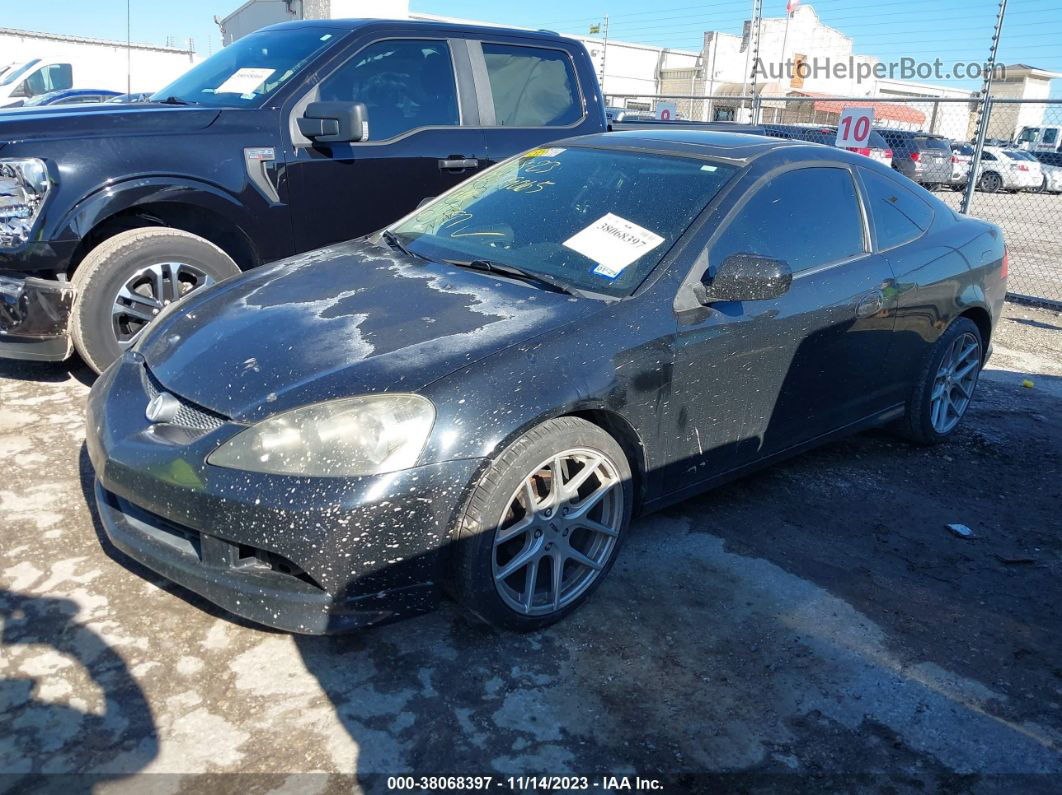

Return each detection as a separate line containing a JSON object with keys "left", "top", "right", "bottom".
{"left": 142, "top": 366, "right": 227, "bottom": 433}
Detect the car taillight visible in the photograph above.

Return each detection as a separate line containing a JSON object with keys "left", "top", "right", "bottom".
{"left": 1001, "top": 248, "right": 1008, "bottom": 279}
{"left": 846, "top": 146, "right": 871, "bottom": 156}
{"left": 951, "top": 155, "right": 959, "bottom": 163}
{"left": 910, "top": 151, "right": 921, "bottom": 162}
{"left": 884, "top": 149, "right": 893, "bottom": 158}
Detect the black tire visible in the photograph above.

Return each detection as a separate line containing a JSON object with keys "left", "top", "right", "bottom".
{"left": 449, "top": 416, "right": 633, "bottom": 632}
{"left": 979, "top": 171, "right": 1002, "bottom": 193}
{"left": 896, "top": 317, "right": 983, "bottom": 445}
{"left": 70, "top": 228, "right": 240, "bottom": 373}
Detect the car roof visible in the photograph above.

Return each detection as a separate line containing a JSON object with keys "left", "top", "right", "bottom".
{"left": 260, "top": 17, "right": 569, "bottom": 42}
{"left": 564, "top": 129, "right": 802, "bottom": 164}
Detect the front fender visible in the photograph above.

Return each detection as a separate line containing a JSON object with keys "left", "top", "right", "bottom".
{"left": 54, "top": 176, "right": 252, "bottom": 242}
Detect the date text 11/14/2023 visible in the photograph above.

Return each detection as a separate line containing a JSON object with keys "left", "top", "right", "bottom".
{"left": 385, "top": 775, "right": 665, "bottom": 791}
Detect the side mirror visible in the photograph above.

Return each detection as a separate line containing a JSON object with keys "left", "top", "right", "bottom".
{"left": 297, "top": 101, "right": 367, "bottom": 144}
{"left": 702, "top": 253, "right": 792, "bottom": 302}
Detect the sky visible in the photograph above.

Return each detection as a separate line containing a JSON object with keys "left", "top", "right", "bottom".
{"left": 2, "top": 0, "right": 1060, "bottom": 95}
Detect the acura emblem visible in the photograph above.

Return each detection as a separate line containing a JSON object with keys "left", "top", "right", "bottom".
{"left": 145, "top": 393, "right": 181, "bottom": 424}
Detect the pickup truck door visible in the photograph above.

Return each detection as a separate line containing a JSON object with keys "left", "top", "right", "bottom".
{"left": 466, "top": 40, "right": 606, "bottom": 165}
{"left": 285, "top": 36, "right": 487, "bottom": 252}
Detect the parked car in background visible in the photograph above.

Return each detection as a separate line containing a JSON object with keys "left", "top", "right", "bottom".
{"left": 1014, "top": 125, "right": 1061, "bottom": 153}
{"left": 87, "top": 132, "right": 1007, "bottom": 634}
{"left": 949, "top": 142, "right": 974, "bottom": 190}
{"left": 106, "top": 92, "right": 154, "bottom": 104}
{"left": 0, "top": 18, "right": 607, "bottom": 373}
{"left": 793, "top": 125, "right": 893, "bottom": 168}
{"left": 977, "top": 146, "right": 1043, "bottom": 192}
{"left": 876, "top": 129, "right": 952, "bottom": 189}
{"left": 1032, "top": 151, "right": 1062, "bottom": 194}
{"left": 22, "top": 88, "right": 121, "bottom": 107}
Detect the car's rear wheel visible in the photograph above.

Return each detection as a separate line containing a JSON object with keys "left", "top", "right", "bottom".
{"left": 449, "top": 417, "right": 632, "bottom": 631}
{"left": 979, "top": 171, "right": 1003, "bottom": 193}
{"left": 897, "top": 317, "right": 983, "bottom": 445}
{"left": 71, "top": 228, "right": 240, "bottom": 373}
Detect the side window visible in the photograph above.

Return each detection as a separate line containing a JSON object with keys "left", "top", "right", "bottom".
{"left": 481, "top": 43, "right": 581, "bottom": 127}
{"left": 982, "top": 151, "right": 996, "bottom": 161}
{"left": 25, "top": 64, "right": 72, "bottom": 96}
{"left": 319, "top": 39, "right": 459, "bottom": 141}
{"left": 712, "top": 167, "right": 865, "bottom": 273}
{"left": 1044, "top": 128, "right": 1058, "bottom": 145}
{"left": 860, "top": 168, "right": 934, "bottom": 250}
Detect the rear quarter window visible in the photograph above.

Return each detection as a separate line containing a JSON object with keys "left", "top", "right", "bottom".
{"left": 481, "top": 43, "right": 582, "bottom": 127}
{"left": 860, "top": 168, "right": 934, "bottom": 250}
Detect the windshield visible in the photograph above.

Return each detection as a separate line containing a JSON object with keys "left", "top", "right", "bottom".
{"left": 0, "top": 59, "right": 40, "bottom": 87}
{"left": 391, "top": 147, "right": 737, "bottom": 296}
{"left": 917, "top": 136, "right": 951, "bottom": 152}
{"left": 151, "top": 28, "right": 343, "bottom": 107}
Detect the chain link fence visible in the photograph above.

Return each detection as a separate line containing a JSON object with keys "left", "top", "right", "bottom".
{"left": 606, "top": 93, "right": 1062, "bottom": 307}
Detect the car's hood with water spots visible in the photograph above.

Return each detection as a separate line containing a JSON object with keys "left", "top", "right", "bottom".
{"left": 139, "top": 240, "right": 600, "bottom": 420}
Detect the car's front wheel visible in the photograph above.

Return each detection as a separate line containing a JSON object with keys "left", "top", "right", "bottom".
{"left": 898, "top": 317, "right": 983, "bottom": 445}
{"left": 450, "top": 417, "right": 632, "bottom": 631}
{"left": 979, "top": 171, "right": 1003, "bottom": 193}
{"left": 71, "top": 228, "right": 240, "bottom": 373}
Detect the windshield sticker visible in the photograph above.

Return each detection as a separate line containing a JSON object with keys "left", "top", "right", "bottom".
{"left": 564, "top": 213, "right": 665, "bottom": 279}
{"left": 525, "top": 147, "right": 565, "bottom": 158}
{"left": 216, "top": 68, "right": 275, "bottom": 95}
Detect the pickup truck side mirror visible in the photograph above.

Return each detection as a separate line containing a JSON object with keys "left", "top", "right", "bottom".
{"left": 701, "top": 253, "right": 792, "bottom": 302}
{"left": 297, "top": 101, "right": 367, "bottom": 144}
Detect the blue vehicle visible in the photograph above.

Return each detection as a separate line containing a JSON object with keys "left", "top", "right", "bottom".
{"left": 4, "top": 88, "right": 122, "bottom": 109}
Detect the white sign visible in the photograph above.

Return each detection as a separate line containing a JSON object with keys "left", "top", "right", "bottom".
{"left": 563, "top": 213, "right": 665, "bottom": 279}
{"left": 836, "top": 107, "right": 875, "bottom": 148}
{"left": 216, "top": 68, "right": 275, "bottom": 95}
{"left": 656, "top": 102, "right": 678, "bottom": 121}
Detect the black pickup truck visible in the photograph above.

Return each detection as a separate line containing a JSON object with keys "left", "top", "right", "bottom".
{"left": 0, "top": 19, "right": 605, "bottom": 372}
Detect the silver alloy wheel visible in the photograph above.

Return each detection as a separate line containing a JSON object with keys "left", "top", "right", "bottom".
{"left": 111, "top": 261, "right": 214, "bottom": 348}
{"left": 492, "top": 448, "right": 623, "bottom": 616}
{"left": 930, "top": 331, "right": 981, "bottom": 434}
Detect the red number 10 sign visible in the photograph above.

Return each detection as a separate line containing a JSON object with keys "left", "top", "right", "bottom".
{"left": 836, "top": 107, "right": 875, "bottom": 148}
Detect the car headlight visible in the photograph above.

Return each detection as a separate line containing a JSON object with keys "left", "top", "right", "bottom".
{"left": 207, "top": 394, "right": 435, "bottom": 477}
{"left": 0, "top": 158, "right": 51, "bottom": 249}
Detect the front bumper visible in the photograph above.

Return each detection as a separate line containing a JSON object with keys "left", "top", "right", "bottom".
{"left": 86, "top": 357, "right": 486, "bottom": 634}
{"left": 0, "top": 273, "right": 74, "bottom": 361}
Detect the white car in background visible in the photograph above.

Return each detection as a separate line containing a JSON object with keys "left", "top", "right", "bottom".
{"left": 1033, "top": 151, "right": 1062, "bottom": 194}
{"left": 977, "top": 146, "right": 1044, "bottom": 192}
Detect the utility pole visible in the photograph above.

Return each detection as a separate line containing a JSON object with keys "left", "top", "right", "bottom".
{"left": 600, "top": 15, "right": 609, "bottom": 94}
{"left": 747, "top": 0, "right": 763, "bottom": 124}
{"left": 126, "top": 0, "right": 132, "bottom": 96}
{"left": 961, "top": 0, "right": 1008, "bottom": 214}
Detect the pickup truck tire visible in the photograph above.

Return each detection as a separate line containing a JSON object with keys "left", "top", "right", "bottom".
{"left": 70, "top": 228, "right": 240, "bottom": 373}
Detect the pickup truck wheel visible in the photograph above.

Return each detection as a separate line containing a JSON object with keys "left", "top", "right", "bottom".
{"left": 449, "top": 417, "right": 632, "bottom": 632}
{"left": 70, "top": 228, "right": 240, "bottom": 373}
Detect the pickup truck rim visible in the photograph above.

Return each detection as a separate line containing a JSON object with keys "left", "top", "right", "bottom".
{"left": 111, "top": 262, "right": 214, "bottom": 348}
{"left": 492, "top": 448, "right": 622, "bottom": 616}
{"left": 930, "top": 331, "right": 980, "bottom": 434}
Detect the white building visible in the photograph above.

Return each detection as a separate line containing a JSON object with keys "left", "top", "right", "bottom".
{"left": 0, "top": 28, "right": 199, "bottom": 96}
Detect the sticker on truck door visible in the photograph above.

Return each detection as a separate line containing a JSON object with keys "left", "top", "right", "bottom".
{"left": 216, "top": 68, "right": 275, "bottom": 95}
{"left": 563, "top": 213, "right": 664, "bottom": 279}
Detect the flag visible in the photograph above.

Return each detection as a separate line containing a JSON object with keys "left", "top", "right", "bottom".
{"left": 589, "top": 23, "right": 601, "bottom": 34}
{"left": 786, "top": 0, "right": 800, "bottom": 14}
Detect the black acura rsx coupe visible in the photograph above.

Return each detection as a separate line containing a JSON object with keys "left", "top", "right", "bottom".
{"left": 86, "top": 130, "right": 1007, "bottom": 633}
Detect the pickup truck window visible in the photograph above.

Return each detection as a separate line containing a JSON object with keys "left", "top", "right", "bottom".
{"left": 151, "top": 27, "right": 341, "bottom": 108}
{"left": 481, "top": 43, "right": 581, "bottom": 127}
{"left": 319, "top": 39, "right": 459, "bottom": 141}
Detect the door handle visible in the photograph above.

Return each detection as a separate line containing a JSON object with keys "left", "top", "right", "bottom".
{"left": 855, "top": 291, "right": 885, "bottom": 318}
{"left": 439, "top": 157, "right": 479, "bottom": 170}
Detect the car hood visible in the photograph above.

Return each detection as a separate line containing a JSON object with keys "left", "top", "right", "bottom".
{"left": 0, "top": 104, "right": 220, "bottom": 143}
{"left": 140, "top": 240, "right": 602, "bottom": 421}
